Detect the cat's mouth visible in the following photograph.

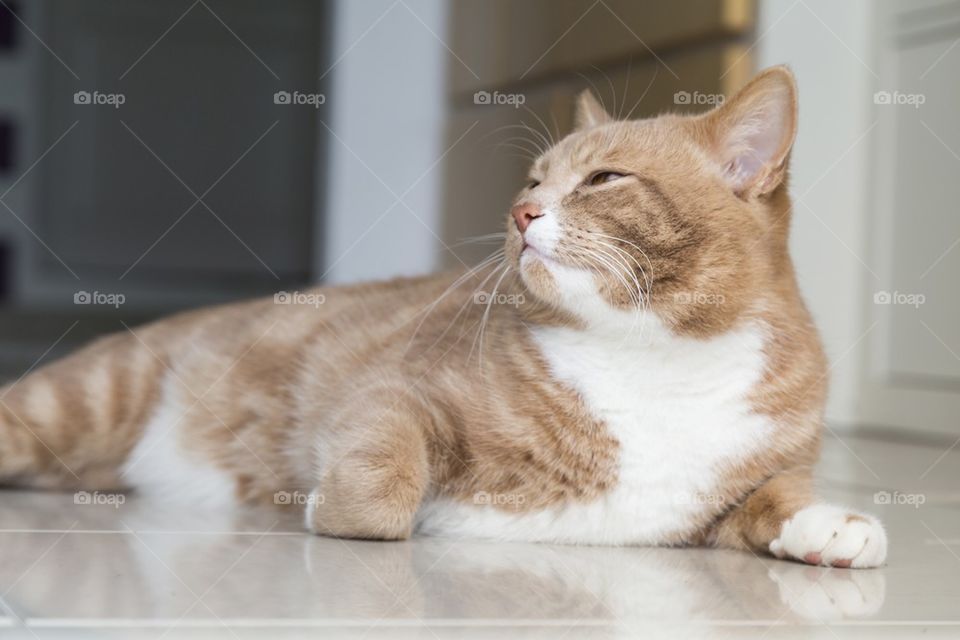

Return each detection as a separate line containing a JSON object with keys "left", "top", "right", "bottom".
{"left": 520, "top": 240, "right": 580, "bottom": 273}
{"left": 520, "top": 242, "right": 554, "bottom": 264}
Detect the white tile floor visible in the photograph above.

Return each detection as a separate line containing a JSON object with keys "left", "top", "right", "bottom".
{"left": 0, "top": 433, "right": 958, "bottom": 639}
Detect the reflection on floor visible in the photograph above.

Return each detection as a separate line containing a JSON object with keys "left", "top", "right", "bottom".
{"left": 0, "top": 432, "right": 958, "bottom": 639}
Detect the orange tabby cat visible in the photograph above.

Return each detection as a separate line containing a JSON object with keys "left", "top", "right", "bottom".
{"left": 0, "top": 66, "right": 886, "bottom": 567}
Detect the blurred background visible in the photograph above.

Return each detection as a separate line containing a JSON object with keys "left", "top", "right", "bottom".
{"left": 0, "top": 0, "right": 956, "bottom": 441}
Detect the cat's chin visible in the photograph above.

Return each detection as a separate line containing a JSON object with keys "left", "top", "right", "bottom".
{"left": 517, "top": 250, "right": 610, "bottom": 319}
{"left": 519, "top": 243, "right": 556, "bottom": 265}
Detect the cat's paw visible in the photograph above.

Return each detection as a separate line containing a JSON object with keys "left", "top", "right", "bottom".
{"left": 769, "top": 504, "right": 887, "bottom": 569}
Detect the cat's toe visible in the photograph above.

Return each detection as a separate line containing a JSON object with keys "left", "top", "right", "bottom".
{"left": 770, "top": 504, "right": 887, "bottom": 569}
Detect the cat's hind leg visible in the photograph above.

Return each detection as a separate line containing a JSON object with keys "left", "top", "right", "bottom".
{"left": 305, "top": 397, "right": 431, "bottom": 540}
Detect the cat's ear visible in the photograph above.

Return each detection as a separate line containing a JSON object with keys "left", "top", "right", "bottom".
{"left": 574, "top": 90, "right": 612, "bottom": 131}
{"left": 702, "top": 65, "right": 798, "bottom": 197}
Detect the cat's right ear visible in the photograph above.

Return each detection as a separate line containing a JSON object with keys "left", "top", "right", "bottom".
{"left": 574, "top": 90, "right": 612, "bottom": 131}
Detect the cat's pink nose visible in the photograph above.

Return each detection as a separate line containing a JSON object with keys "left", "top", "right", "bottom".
{"left": 511, "top": 202, "right": 543, "bottom": 233}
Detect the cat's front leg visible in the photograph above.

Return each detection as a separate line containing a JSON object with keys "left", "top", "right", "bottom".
{"left": 710, "top": 468, "right": 887, "bottom": 568}
{"left": 304, "top": 398, "right": 431, "bottom": 541}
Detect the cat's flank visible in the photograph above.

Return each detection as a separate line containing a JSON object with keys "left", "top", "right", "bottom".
{"left": 0, "top": 66, "right": 886, "bottom": 568}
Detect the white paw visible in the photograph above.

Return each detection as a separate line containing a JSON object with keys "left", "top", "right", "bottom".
{"left": 769, "top": 504, "right": 887, "bottom": 569}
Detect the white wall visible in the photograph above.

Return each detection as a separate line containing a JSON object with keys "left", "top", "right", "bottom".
{"left": 756, "top": 0, "right": 877, "bottom": 427}
{"left": 320, "top": 0, "right": 448, "bottom": 284}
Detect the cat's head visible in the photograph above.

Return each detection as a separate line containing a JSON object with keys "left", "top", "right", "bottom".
{"left": 505, "top": 66, "right": 798, "bottom": 336}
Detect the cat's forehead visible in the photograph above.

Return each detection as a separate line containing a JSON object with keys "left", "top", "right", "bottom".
{"left": 533, "top": 118, "right": 688, "bottom": 175}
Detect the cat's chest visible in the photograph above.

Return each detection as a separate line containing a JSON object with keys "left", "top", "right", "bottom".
{"left": 533, "top": 322, "right": 768, "bottom": 429}
{"left": 530, "top": 321, "right": 773, "bottom": 532}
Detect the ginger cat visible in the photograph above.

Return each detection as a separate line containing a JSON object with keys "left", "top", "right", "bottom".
{"left": 0, "top": 66, "right": 886, "bottom": 568}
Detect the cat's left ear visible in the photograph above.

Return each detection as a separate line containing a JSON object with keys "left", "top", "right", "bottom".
{"left": 701, "top": 65, "right": 798, "bottom": 197}
{"left": 574, "top": 90, "right": 612, "bottom": 131}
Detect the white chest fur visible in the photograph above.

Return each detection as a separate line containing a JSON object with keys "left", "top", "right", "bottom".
{"left": 417, "top": 314, "right": 773, "bottom": 545}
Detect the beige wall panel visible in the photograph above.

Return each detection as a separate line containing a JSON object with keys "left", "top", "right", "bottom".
{"left": 449, "top": 0, "right": 754, "bottom": 95}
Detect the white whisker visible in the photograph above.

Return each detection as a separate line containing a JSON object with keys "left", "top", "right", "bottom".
{"left": 404, "top": 249, "right": 505, "bottom": 354}
{"left": 473, "top": 263, "right": 513, "bottom": 372}
{"left": 519, "top": 120, "right": 552, "bottom": 156}
{"left": 521, "top": 105, "right": 556, "bottom": 147}
{"left": 451, "top": 232, "right": 507, "bottom": 248}
{"left": 426, "top": 258, "right": 508, "bottom": 356}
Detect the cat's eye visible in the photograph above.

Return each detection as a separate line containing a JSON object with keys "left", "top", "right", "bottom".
{"left": 586, "top": 171, "right": 626, "bottom": 186}
{"left": 527, "top": 180, "right": 541, "bottom": 190}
